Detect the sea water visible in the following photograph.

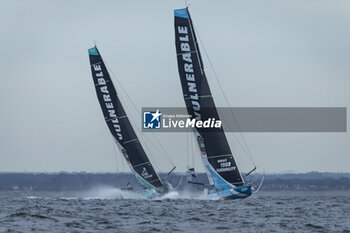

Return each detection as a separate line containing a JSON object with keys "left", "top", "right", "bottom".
{"left": 0, "top": 189, "right": 349, "bottom": 232}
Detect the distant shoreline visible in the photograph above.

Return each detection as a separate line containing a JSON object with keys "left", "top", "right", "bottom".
{"left": 0, "top": 172, "right": 349, "bottom": 191}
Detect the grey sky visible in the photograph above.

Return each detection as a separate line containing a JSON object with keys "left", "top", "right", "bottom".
{"left": 0, "top": 0, "right": 349, "bottom": 173}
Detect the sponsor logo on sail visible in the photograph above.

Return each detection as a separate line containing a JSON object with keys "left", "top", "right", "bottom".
{"left": 216, "top": 158, "right": 236, "bottom": 172}
{"left": 177, "top": 25, "right": 201, "bottom": 120}
{"left": 92, "top": 64, "right": 123, "bottom": 140}
{"left": 141, "top": 167, "right": 153, "bottom": 179}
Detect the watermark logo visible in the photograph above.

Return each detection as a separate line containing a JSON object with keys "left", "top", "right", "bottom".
{"left": 142, "top": 108, "right": 223, "bottom": 131}
{"left": 143, "top": 109, "right": 162, "bottom": 129}
{"left": 142, "top": 107, "right": 346, "bottom": 132}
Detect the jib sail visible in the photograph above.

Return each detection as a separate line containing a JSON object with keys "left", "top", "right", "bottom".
{"left": 174, "top": 8, "right": 244, "bottom": 189}
{"left": 88, "top": 46, "right": 163, "bottom": 189}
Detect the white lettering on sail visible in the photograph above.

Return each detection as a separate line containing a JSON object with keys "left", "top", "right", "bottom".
{"left": 183, "top": 53, "right": 192, "bottom": 63}
{"left": 179, "top": 35, "right": 189, "bottom": 41}
{"left": 103, "top": 94, "right": 111, "bottom": 102}
{"left": 100, "top": 86, "right": 108, "bottom": 94}
{"left": 178, "top": 26, "right": 188, "bottom": 34}
{"left": 178, "top": 26, "right": 201, "bottom": 120}
{"left": 186, "top": 73, "right": 194, "bottom": 81}
{"left": 93, "top": 65, "right": 123, "bottom": 140}
{"left": 216, "top": 159, "right": 236, "bottom": 172}
{"left": 105, "top": 102, "right": 113, "bottom": 109}
{"left": 190, "top": 93, "right": 198, "bottom": 100}
{"left": 181, "top": 43, "right": 190, "bottom": 52}
{"left": 98, "top": 78, "right": 106, "bottom": 85}
{"left": 184, "top": 63, "right": 193, "bottom": 73}
{"left": 109, "top": 109, "right": 117, "bottom": 118}
{"left": 188, "top": 82, "right": 197, "bottom": 92}
{"left": 93, "top": 64, "right": 102, "bottom": 71}
{"left": 192, "top": 101, "right": 200, "bottom": 111}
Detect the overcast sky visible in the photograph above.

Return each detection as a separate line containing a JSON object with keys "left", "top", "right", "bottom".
{"left": 0, "top": 0, "right": 349, "bottom": 173}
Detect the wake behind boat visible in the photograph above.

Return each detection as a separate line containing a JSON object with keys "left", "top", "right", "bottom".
{"left": 88, "top": 46, "right": 172, "bottom": 198}
{"left": 174, "top": 8, "right": 255, "bottom": 199}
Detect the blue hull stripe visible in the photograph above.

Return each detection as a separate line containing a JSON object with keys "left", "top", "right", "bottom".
{"left": 206, "top": 165, "right": 232, "bottom": 191}
{"left": 212, "top": 185, "right": 253, "bottom": 199}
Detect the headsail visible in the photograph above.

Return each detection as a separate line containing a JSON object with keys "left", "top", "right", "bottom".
{"left": 88, "top": 46, "right": 163, "bottom": 189}
{"left": 174, "top": 8, "right": 244, "bottom": 190}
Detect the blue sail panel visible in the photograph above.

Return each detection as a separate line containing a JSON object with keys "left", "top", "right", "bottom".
{"left": 88, "top": 47, "right": 99, "bottom": 55}
{"left": 174, "top": 8, "right": 189, "bottom": 18}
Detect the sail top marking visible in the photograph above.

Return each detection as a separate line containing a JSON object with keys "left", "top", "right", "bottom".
{"left": 174, "top": 8, "right": 188, "bottom": 18}
{"left": 88, "top": 46, "right": 99, "bottom": 56}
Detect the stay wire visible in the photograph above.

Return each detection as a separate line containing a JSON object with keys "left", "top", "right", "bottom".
{"left": 104, "top": 61, "right": 176, "bottom": 168}
{"left": 194, "top": 28, "right": 256, "bottom": 167}
{"left": 107, "top": 70, "right": 162, "bottom": 172}
{"left": 110, "top": 137, "right": 120, "bottom": 172}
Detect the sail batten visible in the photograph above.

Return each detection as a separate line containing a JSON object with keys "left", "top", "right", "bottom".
{"left": 174, "top": 8, "right": 244, "bottom": 189}
{"left": 88, "top": 46, "right": 163, "bottom": 189}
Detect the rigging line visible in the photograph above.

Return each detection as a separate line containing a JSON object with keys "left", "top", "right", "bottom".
{"left": 191, "top": 130, "right": 195, "bottom": 168}
{"left": 173, "top": 175, "right": 184, "bottom": 190}
{"left": 187, "top": 16, "right": 254, "bottom": 166}
{"left": 105, "top": 62, "right": 173, "bottom": 164}
{"left": 116, "top": 96, "right": 168, "bottom": 170}
{"left": 194, "top": 29, "right": 256, "bottom": 166}
{"left": 191, "top": 24, "right": 255, "bottom": 165}
{"left": 120, "top": 148, "right": 127, "bottom": 171}
{"left": 110, "top": 137, "right": 120, "bottom": 172}
{"left": 105, "top": 74, "right": 162, "bottom": 170}
{"left": 190, "top": 129, "right": 194, "bottom": 168}
{"left": 113, "top": 88, "right": 162, "bottom": 172}
{"left": 220, "top": 112, "right": 255, "bottom": 165}
{"left": 104, "top": 62, "right": 175, "bottom": 167}
{"left": 150, "top": 134, "right": 176, "bottom": 167}
{"left": 189, "top": 128, "right": 192, "bottom": 168}
{"left": 209, "top": 100, "right": 253, "bottom": 163}
{"left": 187, "top": 126, "right": 189, "bottom": 168}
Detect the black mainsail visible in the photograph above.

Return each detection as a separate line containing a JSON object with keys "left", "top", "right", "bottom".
{"left": 88, "top": 46, "right": 163, "bottom": 190}
{"left": 174, "top": 8, "right": 244, "bottom": 190}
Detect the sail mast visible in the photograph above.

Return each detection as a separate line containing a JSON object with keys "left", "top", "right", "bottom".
{"left": 186, "top": 7, "right": 205, "bottom": 72}
{"left": 88, "top": 46, "right": 163, "bottom": 190}
{"left": 174, "top": 8, "right": 245, "bottom": 190}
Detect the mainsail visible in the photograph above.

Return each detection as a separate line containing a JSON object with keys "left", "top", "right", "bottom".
{"left": 88, "top": 46, "right": 163, "bottom": 190}
{"left": 174, "top": 8, "right": 244, "bottom": 190}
